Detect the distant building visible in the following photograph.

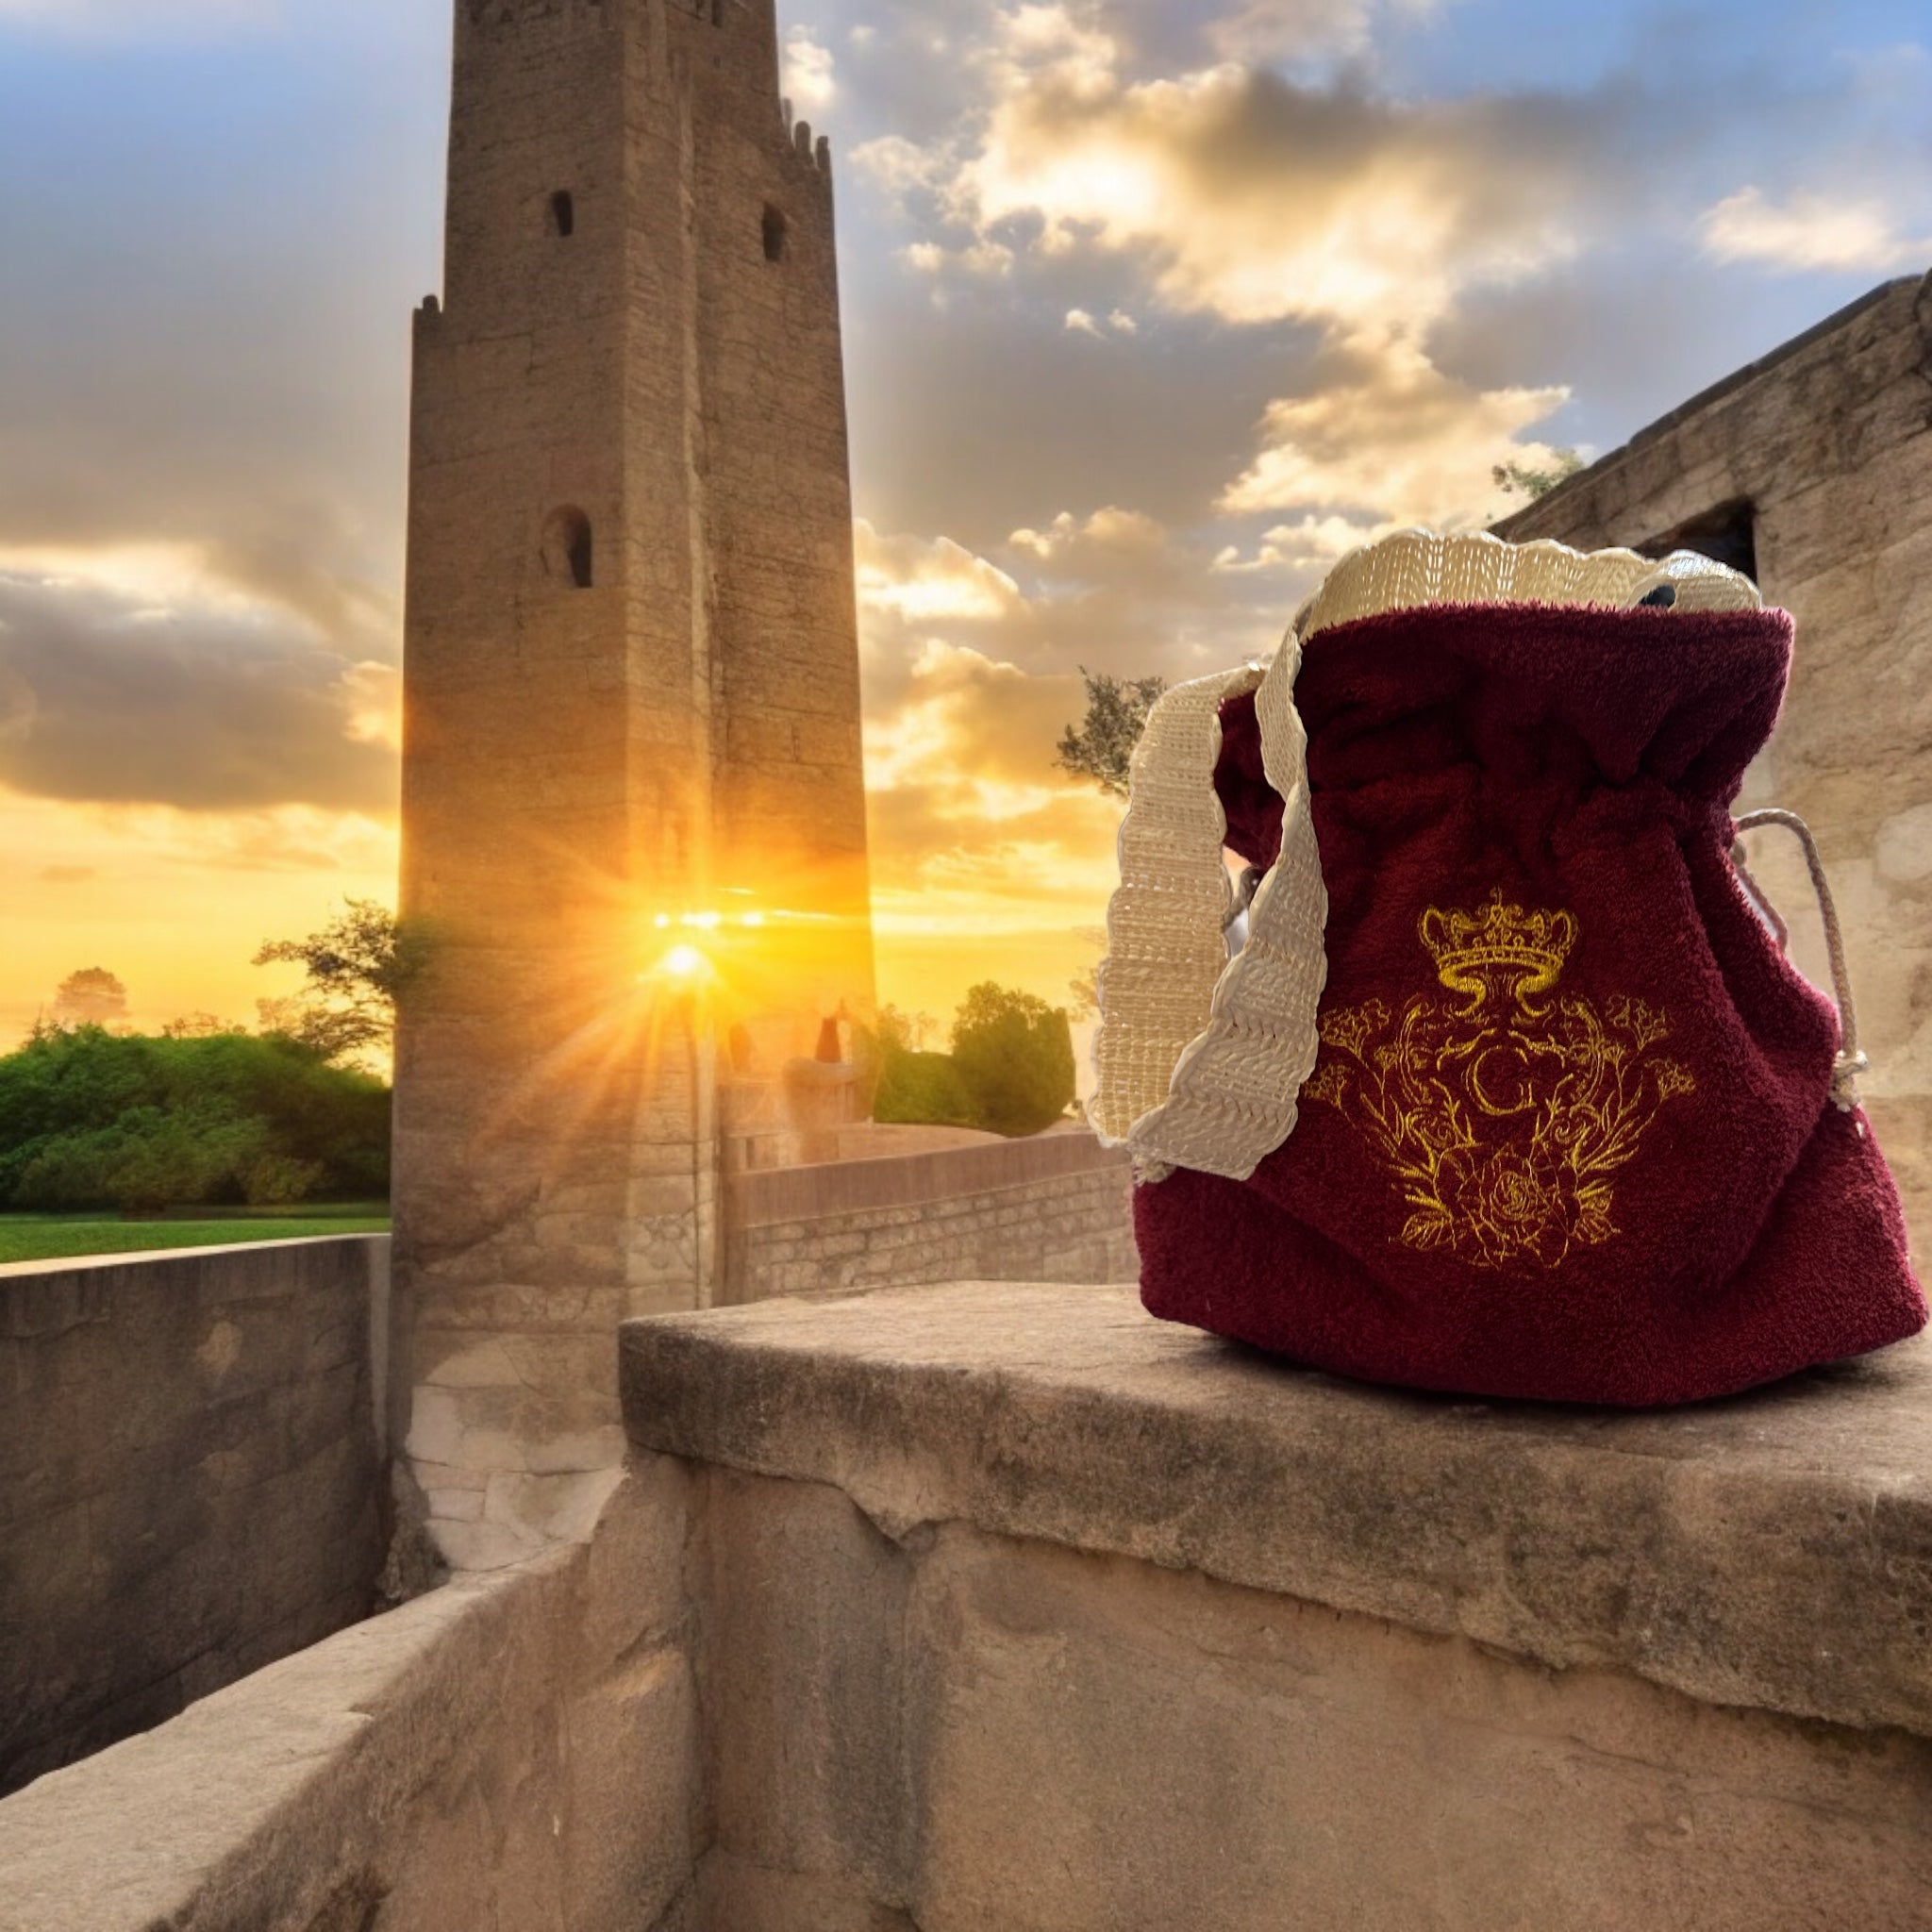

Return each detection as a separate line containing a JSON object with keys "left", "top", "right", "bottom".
{"left": 1496, "top": 273, "right": 1932, "bottom": 1248}
{"left": 393, "top": 0, "right": 876, "bottom": 1551}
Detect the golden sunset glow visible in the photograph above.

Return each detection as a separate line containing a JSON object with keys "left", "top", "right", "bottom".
{"left": 656, "top": 944, "right": 711, "bottom": 981}
{"left": 4, "top": 1, "right": 1925, "bottom": 1050}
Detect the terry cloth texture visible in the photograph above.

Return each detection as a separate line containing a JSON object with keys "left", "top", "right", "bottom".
{"left": 1138, "top": 600, "right": 1925, "bottom": 1406}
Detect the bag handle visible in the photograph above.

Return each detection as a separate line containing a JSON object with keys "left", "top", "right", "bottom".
{"left": 1732, "top": 808, "right": 1868, "bottom": 1113}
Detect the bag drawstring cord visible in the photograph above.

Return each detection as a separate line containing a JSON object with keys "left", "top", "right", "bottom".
{"left": 1732, "top": 808, "right": 1868, "bottom": 1113}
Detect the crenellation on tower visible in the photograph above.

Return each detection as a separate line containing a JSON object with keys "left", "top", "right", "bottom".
{"left": 392, "top": 0, "right": 874, "bottom": 1566}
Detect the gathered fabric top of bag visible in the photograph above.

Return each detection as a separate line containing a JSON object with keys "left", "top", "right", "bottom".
{"left": 1089, "top": 527, "right": 1766, "bottom": 1182}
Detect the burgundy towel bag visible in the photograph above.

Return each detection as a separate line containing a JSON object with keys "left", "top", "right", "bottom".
{"left": 1123, "top": 583, "right": 1924, "bottom": 1406}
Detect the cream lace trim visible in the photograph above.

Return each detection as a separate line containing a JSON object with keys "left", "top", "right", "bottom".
{"left": 1298, "top": 527, "right": 1761, "bottom": 639}
{"left": 1090, "top": 528, "right": 1763, "bottom": 1183}
{"left": 1090, "top": 661, "right": 1266, "bottom": 1154}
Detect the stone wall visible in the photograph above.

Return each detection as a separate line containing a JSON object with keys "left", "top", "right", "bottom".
{"left": 13, "top": 1276, "right": 1929, "bottom": 1930}
{"left": 0, "top": 1237, "right": 389, "bottom": 1797}
{"left": 722, "top": 1129, "right": 1138, "bottom": 1302}
{"left": 0, "top": 1465, "right": 700, "bottom": 1932}
{"left": 1495, "top": 272, "right": 1932, "bottom": 1244}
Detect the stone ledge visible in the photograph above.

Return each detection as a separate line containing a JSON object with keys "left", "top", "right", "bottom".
{"left": 0, "top": 1560, "right": 562, "bottom": 1932}
{"left": 620, "top": 1281, "right": 1932, "bottom": 1739}
{"left": 0, "top": 1230, "right": 389, "bottom": 1282}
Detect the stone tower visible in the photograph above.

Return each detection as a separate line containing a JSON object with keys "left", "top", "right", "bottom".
{"left": 393, "top": 0, "right": 874, "bottom": 1563}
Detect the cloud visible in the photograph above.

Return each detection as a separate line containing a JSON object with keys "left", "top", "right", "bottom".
{"left": 1698, "top": 187, "right": 1932, "bottom": 275}
{"left": 859, "top": 639, "right": 1123, "bottom": 976}
{"left": 1211, "top": 512, "right": 1383, "bottom": 575}
{"left": 942, "top": 17, "right": 1597, "bottom": 333}
{"left": 784, "top": 25, "right": 838, "bottom": 112}
{"left": 866, "top": 640, "right": 1082, "bottom": 796}
{"left": 1206, "top": 0, "right": 1444, "bottom": 64}
{"left": 1063, "top": 306, "right": 1138, "bottom": 337}
{"left": 856, "top": 510, "right": 1281, "bottom": 705}
{"left": 905, "top": 237, "right": 1017, "bottom": 279}
{"left": 0, "top": 788, "right": 399, "bottom": 1044}
{"left": 853, "top": 133, "right": 948, "bottom": 204}
{"left": 848, "top": 506, "right": 1288, "bottom": 1017}
{"left": 1220, "top": 330, "right": 1570, "bottom": 526}
{"left": 869, "top": 3, "right": 1607, "bottom": 538}
{"left": 0, "top": 562, "right": 397, "bottom": 814}
{"left": 856, "top": 521, "right": 1025, "bottom": 625}
{"left": 1008, "top": 505, "right": 1177, "bottom": 581}
{"left": 858, "top": 509, "right": 1279, "bottom": 808}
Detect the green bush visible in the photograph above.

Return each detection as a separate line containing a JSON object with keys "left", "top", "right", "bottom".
{"left": 0, "top": 1025, "right": 389, "bottom": 1213}
{"left": 949, "top": 983, "right": 1076, "bottom": 1139}
{"left": 873, "top": 1047, "right": 979, "bottom": 1128}
{"left": 863, "top": 988, "right": 1078, "bottom": 1137}
{"left": 243, "top": 1153, "right": 328, "bottom": 1208}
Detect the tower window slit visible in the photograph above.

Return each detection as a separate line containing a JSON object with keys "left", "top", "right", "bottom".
{"left": 762, "top": 205, "right": 789, "bottom": 263}
{"left": 549, "top": 191, "right": 575, "bottom": 239}
{"left": 542, "top": 507, "right": 594, "bottom": 590}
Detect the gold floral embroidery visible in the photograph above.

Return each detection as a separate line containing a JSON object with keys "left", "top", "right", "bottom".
{"left": 1303, "top": 891, "right": 1695, "bottom": 1269}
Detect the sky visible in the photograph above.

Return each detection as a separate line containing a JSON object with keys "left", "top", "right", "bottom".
{"left": 0, "top": 0, "right": 1928, "bottom": 1045}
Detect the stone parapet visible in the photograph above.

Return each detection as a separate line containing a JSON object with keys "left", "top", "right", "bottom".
{"left": 623, "top": 1281, "right": 1932, "bottom": 1739}
{"left": 9, "top": 1279, "right": 1932, "bottom": 1930}
{"left": 616, "top": 1282, "right": 1932, "bottom": 1928}
{"left": 0, "top": 1237, "right": 390, "bottom": 1798}
{"left": 725, "top": 1124, "right": 1125, "bottom": 1224}
{"left": 722, "top": 1131, "right": 1137, "bottom": 1302}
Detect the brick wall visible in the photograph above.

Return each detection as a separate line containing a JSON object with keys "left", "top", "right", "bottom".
{"left": 722, "top": 1131, "right": 1139, "bottom": 1303}
{"left": 0, "top": 1237, "right": 388, "bottom": 1796}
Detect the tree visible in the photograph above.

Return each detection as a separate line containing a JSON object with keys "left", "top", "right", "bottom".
{"left": 1055, "top": 668, "right": 1168, "bottom": 797}
{"left": 48, "top": 968, "right": 129, "bottom": 1031}
{"left": 875, "top": 1005, "right": 937, "bottom": 1053}
{"left": 1066, "top": 926, "right": 1108, "bottom": 1022}
{"left": 1492, "top": 448, "right": 1584, "bottom": 500}
{"left": 0, "top": 1025, "right": 389, "bottom": 1213}
{"left": 862, "top": 1007, "right": 977, "bottom": 1128}
{"left": 253, "top": 900, "right": 427, "bottom": 1069}
{"left": 950, "top": 982, "right": 1076, "bottom": 1138}
{"left": 160, "top": 1012, "right": 241, "bottom": 1040}
{"left": 872, "top": 1044, "right": 979, "bottom": 1129}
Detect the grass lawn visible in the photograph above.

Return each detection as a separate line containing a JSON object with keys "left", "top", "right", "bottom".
{"left": 0, "top": 1204, "right": 391, "bottom": 1266}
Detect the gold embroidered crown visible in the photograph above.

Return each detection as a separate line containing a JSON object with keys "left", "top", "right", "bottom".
{"left": 1419, "top": 891, "right": 1577, "bottom": 1005}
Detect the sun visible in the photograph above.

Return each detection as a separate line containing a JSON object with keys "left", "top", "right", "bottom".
{"left": 658, "top": 943, "right": 709, "bottom": 980}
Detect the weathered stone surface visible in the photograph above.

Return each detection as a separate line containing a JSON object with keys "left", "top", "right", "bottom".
{"left": 683, "top": 1470, "right": 1932, "bottom": 1932}
{"left": 0, "top": 1239, "right": 388, "bottom": 1797}
{"left": 700, "top": 1471, "right": 913, "bottom": 1899}
{"left": 622, "top": 1280, "right": 1932, "bottom": 1739}
{"left": 575, "top": 1456, "right": 695, "bottom": 1678}
{"left": 1497, "top": 271, "right": 1932, "bottom": 1247}
{"left": 695, "top": 1856, "right": 917, "bottom": 1932}
{"left": 0, "top": 1466, "right": 701, "bottom": 1932}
